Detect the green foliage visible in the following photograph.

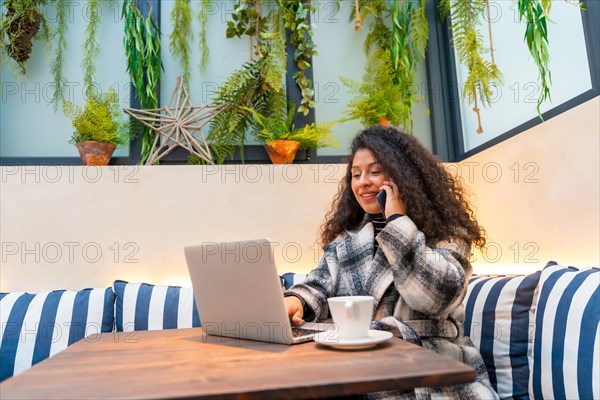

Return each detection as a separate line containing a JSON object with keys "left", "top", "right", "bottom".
{"left": 207, "top": 56, "right": 287, "bottom": 164}
{"left": 82, "top": 0, "right": 100, "bottom": 98}
{"left": 50, "top": 0, "right": 67, "bottom": 110}
{"left": 348, "top": 0, "right": 427, "bottom": 131}
{"left": 341, "top": 49, "right": 408, "bottom": 129}
{"left": 277, "top": 0, "right": 318, "bottom": 115}
{"left": 441, "top": 0, "right": 502, "bottom": 108}
{"left": 170, "top": 0, "right": 192, "bottom": 86}
{"left": 0, "top": 0, "right": 49, "bottom": 74}
{"left": 122, "top": 0, "right": 163, "bottom": 163}
{"left": 208, "top": 4, "right": 289, "bottom": 164}
{"left": 242, "top": 105, "right": 339, "bottom": 150}
{"left": 226, "top": 0, "right": 268, "bottom": 43}
{"left": 63, "top": 89, "right": 129, "bottom": 147}
{"left": 198, "top": 0, "right": 211, "bottom": 74}
{"left": 518, "top": 0, "right": 552, "bottom": 116}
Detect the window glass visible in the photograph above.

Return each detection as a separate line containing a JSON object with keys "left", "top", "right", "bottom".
{"left": 453, "top": 0, "right": 592, "bottom": 153}
{"left": 311, "top": 0, "right": 432, "bottom": 157}
{"left": 0, "top": 1, "right": 130, "bottom": 157}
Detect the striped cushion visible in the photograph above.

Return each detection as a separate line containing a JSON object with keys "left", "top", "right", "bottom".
{"left": 113, "top": 280, "right": 200, "bottom": 332}
{"left": 281, "top": 273, "right": 307, "bottom": 290}
{"left": 463, "top": 271, "right": 541, "bottom": 400}
{"left": 0, "top": 288, "right": 115, "bottom": 382}
{"left": 530, "top": 262, "right": 599, "bottom": 400}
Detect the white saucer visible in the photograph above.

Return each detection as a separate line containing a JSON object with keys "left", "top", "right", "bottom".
{"left": 313, "top": 329, "right": 394, "bottom": 350}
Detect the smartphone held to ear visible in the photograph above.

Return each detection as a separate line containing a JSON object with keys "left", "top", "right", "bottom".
{"left": 376, "top": 191, "right": 387, "bottom": 215}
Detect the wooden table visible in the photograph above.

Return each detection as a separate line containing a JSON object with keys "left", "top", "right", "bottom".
{"left": 0, "top": 328, "right": 475, "bottom": 399}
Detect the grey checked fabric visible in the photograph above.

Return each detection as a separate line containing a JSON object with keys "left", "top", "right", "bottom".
{"left": 286, "top": 215, "right": 499, "bottom": 400}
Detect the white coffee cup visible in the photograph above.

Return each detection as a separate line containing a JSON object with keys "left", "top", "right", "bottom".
{"left": 327, "top": 296, "right": 374, "bottom": 339}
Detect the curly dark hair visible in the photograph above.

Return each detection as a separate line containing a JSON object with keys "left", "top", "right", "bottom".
{"left": 320, "top": 125, "right": 486, "bottom": 249}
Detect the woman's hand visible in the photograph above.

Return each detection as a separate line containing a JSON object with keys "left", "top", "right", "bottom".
{"left": 284, "top": 296, "right": 304, "bottom": 325}
{"left": 379, "top": 180, "right": 407, "bottom": 218}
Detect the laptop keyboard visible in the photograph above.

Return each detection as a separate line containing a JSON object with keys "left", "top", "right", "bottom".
{"left": 291, "top": 326, "right": 324, "bottom": 338}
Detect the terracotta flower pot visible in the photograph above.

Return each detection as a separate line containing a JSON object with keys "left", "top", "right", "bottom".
{"left": 264, "top": 140, "right": 301, "bottom": 164}
{"left": 75, "top": 141, "right": 116, "bottom": 166}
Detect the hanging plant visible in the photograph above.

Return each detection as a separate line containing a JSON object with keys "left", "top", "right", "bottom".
{"left": 517, "top": 0, "right": 552, "bottom": 116}
{"left": 276, "top": 0, "right": 318, "bottom": 115}
{"left": 50, "top": 0, "right": 67, "bottom": 110}
{"left": 169, "top": 0, "right": 192, "bottom": 86}
{"left": 0, "top": 0, "right": 50, "bottom": 74}
{"left": 198, "top": 0, "right": 211, "bottom": 74}
{"left": 439, "top": 0, "right": 502, "bottom": 133}
{"left": 203, "top": 1, "right": 287, "bottom": 164}
{"left": 122, "top": 0, "right": 163, "bottom": 163}
{"left": 82, "top": 0, "right": 100, "bottom": 97}
{"left": 349, "top": 0, "right": 428, "bottom": 131}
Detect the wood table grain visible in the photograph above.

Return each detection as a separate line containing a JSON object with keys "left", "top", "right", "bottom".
{"left": 0, "top": 328, "right": 475, "bottom": 399}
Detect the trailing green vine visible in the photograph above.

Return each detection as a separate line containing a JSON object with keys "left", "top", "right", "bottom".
{"left": 440, "top": 0, "right": 502, "bottom": 132}
{"left": 276, "top": 0, "right": 318, "bottom": 115}
{"left": 82, "top": 0, "right": 100, "bottom": 97}
{"left": 198, "top": 0, "right": 211, "bottom": 74}
{"left": 348, "top": 0, "right": 428, "bottom": 131}
{"left": 517, "top": 0, "right": 552, "bottom": 116}
{"left": 169, "top": 0, "right": 192, "bottom": 86}
{"left": 202, "top": 0, "right": 288, "bottom": 163}
{"left": 0, "top": 0, "right": 50, "bottom": 74}
{"left": 122, "top": 0, "right": 163, "bottom": 163}
{"left": 50, "top": 0, "right": 67, "bottom": 110}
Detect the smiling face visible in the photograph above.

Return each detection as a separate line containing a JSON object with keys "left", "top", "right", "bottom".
{"left": 350, "top": 148, "right": 388, "bottom": 214}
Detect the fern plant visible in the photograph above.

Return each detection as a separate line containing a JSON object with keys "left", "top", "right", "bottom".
{"left": 440, "top": 0, "right": 502, "bottom": 109}
{"left": 82, "top": 0, "right": 100, "bottom": 97}
{"left": 341, "top": 49, "right": 408, "bottom": 128}
{"left": 170, "top": 0, "right": 192, "bottom": 86}
{"left": 349, "top": 0, "right": 428, "bottom": 131}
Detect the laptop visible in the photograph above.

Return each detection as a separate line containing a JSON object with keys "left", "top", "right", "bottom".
{"left": 184, "top": 238, "right": 325, "bottom": 344}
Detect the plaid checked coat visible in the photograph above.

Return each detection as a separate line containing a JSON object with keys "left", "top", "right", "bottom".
{"left": 286, "top": 215, "right": 499, "bottom": 400}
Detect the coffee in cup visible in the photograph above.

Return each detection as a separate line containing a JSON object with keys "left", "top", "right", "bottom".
{"left": 327, "top": 296, "right": 374, "bottom": 339}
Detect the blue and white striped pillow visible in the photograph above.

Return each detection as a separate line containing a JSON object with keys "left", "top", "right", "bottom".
{"left": 281, "top": 273, "right": 307, "bottom": 290}
{"left": 113, "top": 280, "right": 200, "bottom": 332}
{"left": 0, "top": 288, "right": 115, "bottom": 382}
{"left": 530, "top": 262, "right": 599, "bottom": 400}
{"left": 463, "top": 271, "right": 541, "bottom": 400}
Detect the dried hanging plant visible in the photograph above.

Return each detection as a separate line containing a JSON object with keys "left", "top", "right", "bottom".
{"left": 0, "top": 0, "right": 50, "bottom": 74}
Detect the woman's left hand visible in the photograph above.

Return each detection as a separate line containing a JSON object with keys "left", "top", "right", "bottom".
{"left": 380, "top": 180, "right": 407, "bottom": 218}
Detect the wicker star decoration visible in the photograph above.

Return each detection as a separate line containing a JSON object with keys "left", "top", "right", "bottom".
{"left": 124, "top": 76, "right": 230, "bottom": 165}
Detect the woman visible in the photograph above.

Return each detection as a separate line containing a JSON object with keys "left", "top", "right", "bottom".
{"left": 284, "top": 125, "right": 498, "bottom": 399}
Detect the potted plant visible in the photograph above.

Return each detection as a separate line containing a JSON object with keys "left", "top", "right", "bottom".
{"left": 63, "top": 88, "right": 129, "bottom": 166}
{"left": 340, "top": 49, "right": 409, "bottom": 129}
{"left": 242, "top": 105, "right": 339, "bottom": 164}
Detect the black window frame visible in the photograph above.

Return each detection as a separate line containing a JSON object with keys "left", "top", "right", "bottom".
{"left": 427, "top": 0, "right": 600, "bottom": 162}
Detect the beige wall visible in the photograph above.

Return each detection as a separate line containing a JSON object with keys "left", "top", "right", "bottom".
{"left": 1, "top": 97, "right": 598, "bottom": 292}
{"left": 458, "top": 97, "right": 599, "bottom": 275}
